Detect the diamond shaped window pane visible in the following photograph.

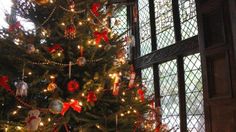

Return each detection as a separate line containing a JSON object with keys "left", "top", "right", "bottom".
{"left": 111, "top": 6, "right": 128, "bottom": 37}
{"left": 154, "top": 0, "right": 175, "bottom": 49}
{"left": 159, "top": 60, "right": 180, "bottom": 131}
{"left": 138, "top": 0, "right": 152, "bottom": 56}
{"left": 184, "top": 53, "right": 205, "bottom": 132}
{"left": 141, "top": 67, "right": 154, "bottom": 97}
{"left": 179, "top": 0, "right": 198, "bottom": 40}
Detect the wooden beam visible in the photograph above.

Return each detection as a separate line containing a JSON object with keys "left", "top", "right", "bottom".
{"left": 134, "top": 36, "right": 199, "bottom": 69}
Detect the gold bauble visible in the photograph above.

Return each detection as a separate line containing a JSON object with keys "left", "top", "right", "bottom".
{"left": 47, "top": 82, "right": 57, "bottom": 91}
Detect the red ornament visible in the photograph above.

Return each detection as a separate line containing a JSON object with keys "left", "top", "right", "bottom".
{"left": 65, "top": 24, "right": 76, "bottom": 39}
{"left": 0, "top": 76, "right": 11, "bottom": 92}
{"left": 91, "top": 3, "right": 101, "bottom": 16}
{"left": 67, "top": 80, "right": 79, "bottom": 92}
{"left": 94, "top": 30, "right": 109, "bottom": 44}
{"left": 61, "top": 100, "right": 82, "bottom": 115}
{"left": 8, "top": 21, "right": 21, "bottom": 32}
{"left": 87, "top": 91, "right": 97, "bottom": 103}
{"left": 137, "top": 88, "right": 145, "bottom": 102}
{"left": 48, "top": 44, "right": 64, "bottom": 53}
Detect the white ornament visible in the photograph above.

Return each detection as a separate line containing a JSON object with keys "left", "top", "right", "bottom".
{"left": 25, "top": 109, "right": 41, "bottom": 131}
{"left": 15, "top": 80, "right": 28, "bottom": 97}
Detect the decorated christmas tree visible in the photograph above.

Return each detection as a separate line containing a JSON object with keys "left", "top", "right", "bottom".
{"left": 0, "top": 0, "right": 167, "bottom": 131}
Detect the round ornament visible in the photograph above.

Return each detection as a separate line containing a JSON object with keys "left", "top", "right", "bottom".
{"left": 67, "top": 80, "right": 79, "bottom": 92}
{"left": 49, "top": 99, "right": 64, "bottom": 114}
{"left": 47, "top": 82, "right": 57, "bottom": 92}
{"left": 77, "top": 57, "right": 86, "bottom": 66}
{"left": 65, "top": 24, "right": 76, "bottom": 39}
{"left": 34, "top": 0, "right": 49, "bottom": 5}
{"left": 15, "top": 80, "right": 28, "bottom": 97}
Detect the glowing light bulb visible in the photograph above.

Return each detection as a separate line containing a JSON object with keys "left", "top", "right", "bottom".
{"left": 122, "top": 92, "right": 126, "bottom": 95}
{"left": 120, "top": 113, "right": 124, "bottom": 117}
{"left": 127, "top": 110, "right": 131, "bottom": 114}
{"left": 43, "top": 89, "right": 47, "bottom": 92}
{"left": 48, "top": 118, "right": 51, "bottom": 122}
{"left": 82, "top": 93, "right": 85, "bottom": 97}
{"left": 121, "top": 98, "right": 125, "bottom": 102}
{"left": 16, "top": 126, "right": 22, "bottom": 130}
{"left": 78, "top": 21, "right": 83, "bottom": 25}
{"left": 77, "top": 45, "right": 81, "bottom": 49}
{"left": 79, "top": 101, "right": 83, "bottom": 106}
{"left": 12, "top": 111, "right": 17, "bottom": 115}
{"left": 28, "top": 72, "right": 32, "bottom": 75}
{"left": 98, "top": 45, "right": 102, "bottom": 48}
{"left": 133, "top": 110, "right": 137, "bottom": 113}
{"left": 87, "top": 17, "right": 91, "bottom": 21}
{"left": 61, "top": 22, "right": 65, "bottom": 26}
{"left": 57, "top": 52, "right": 61, "bottom": 57}
{"left": 17, "top": 105, "right": 22, "bottom": 109}
{"left": 40, "top": 122, "right": 44, "bottom": 126}
{"left": 50, "top": 75, "right": 55, "bottom": 79}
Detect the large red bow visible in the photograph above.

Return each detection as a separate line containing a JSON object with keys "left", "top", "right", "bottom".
{"left": 0, "top": 76, "right": 12, "bottom": 92}
{"left": 61, "top": 100, "right": 82, "bottom": 115}
{"left": 48, "top": 44, "right": 64, "bottom": 53}
{"left": 91, "top": 3, "right": 101, "bottom": 16}
{"left": 94, "top": 30, "right": 109, "bottom": 44}
{"left": 8, "top": 21, "right": 21, "bottom": 32}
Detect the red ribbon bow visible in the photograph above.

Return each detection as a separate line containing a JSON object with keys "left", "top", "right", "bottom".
{"left": 137, "top": 88, "right": 145, "bottom": 102}
{"left": 91, "top": 3, "right": 101, "bottom": 16}
{"left": 87, "top": 91, "right": 97, "bottom": 103}
{"left": 8, "top": 21, "right": 21, "bottom": 32}
{"left": 61, "top": 100, "right": 82, "bottom": 115}
{"left": 0, "top": 76, "right": 12, "bottom": 92}
{"left": 94, "top": 30, "right": 109, "bottom": 44}
{"left": 48, "top": 44, "right": 64, "bottom": 53}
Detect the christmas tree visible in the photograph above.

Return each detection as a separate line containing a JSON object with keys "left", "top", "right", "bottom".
{"left": 0, "top": 0, "right": 165, "bottom": 131}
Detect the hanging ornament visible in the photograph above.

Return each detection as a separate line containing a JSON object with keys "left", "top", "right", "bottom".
{"left": 25, "top": 109, "right": 41, "bottom": 131}
{"left": 87, "top": 91, "right": 97, "bottom": 103}
{"left": 34, "top": 0, "right": 49, "bottom": 5}
{"left": 15, "top": 80, "right": 28, "bottom": 97}
{"left": 26, "top": 44, "right": 36, "bottom": 54}
{"left": 94, "top": 30, "right": 109, "bottom": 44}
{"left": 137, "top": 88, "right": 145, "bottom": 102}
{"left": 77, "top": 46, "right": 86, "bottom": 66}
{"left": 0, "top": 76, "right": 11, "bottom": 92}
{"left": 64, "top": 24, "right": 76, "bottom": 39}
{"left": 47, "top": 82, "right": 57, "bottom": 92}
{"left": 48, "top": 44, "right": 64, "bottom": 53}
{"left": 67, "top": 80, "right": 79, "bottom": 92}
{"left": 128, "top": 65, "right": 136, "bottom": 89}
{"left": 61, "top": 99, "right": 82, "bottom": 115}
{"left": 112, "top": 74, "right": 120, "bottom": 96}
{"left": 49, "top": 99, "right": 64, "bottom": 114}
{"left": 91, "top": 2, "right": 101, "bottom": 16}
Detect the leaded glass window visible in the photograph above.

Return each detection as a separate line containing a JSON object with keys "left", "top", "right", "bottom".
{"left": 138, "top": 0, "right": 152, "bottom": 56}
{"left": 154, "top": 0, "right": 175, "bottom": 49}
{"left": 141, "top": 67, "right": 154, "bottom": 97}
{"left": 159, "top": 60, "right": 180, "bottom": 131}
{"left": 179, "top": 0, "right": 198, "bottom": 40}
{"left": 184, "top": 53, "right": 205, "bottom": 132}
{"left": 111, "top": 5, "right": 128, "bottom": 36}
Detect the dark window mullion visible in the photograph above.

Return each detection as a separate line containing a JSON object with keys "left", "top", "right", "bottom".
{"left": 148, "top": 0, "right": 157, "bottom": 51}
{"left": 172, "top": 0, "right": 187, "bottom": 132}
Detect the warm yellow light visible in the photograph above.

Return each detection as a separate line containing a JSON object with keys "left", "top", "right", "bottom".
{"left": 70, "top": 99, "right": 75, "bottom": 102}
{"left": 133, "top": 110, "right": 137, "bottom": 113}
{"left": 12, "top": 111, "right": 17, "bottom": 115}
{"left": 70, "top": 8, "right": 75, "bottom": 12}
{"left": 28, "top": 72, "right": 32, "bottom": 75}
{"left": 120, "top": 113, "right": 124, "bottom": 117}
{"left": 82, "top": 93, "right": 85, "bottom": 97}
{"left": 96, "top": 124, "right": 100, "bottom": 129}
{"left": 79, "top": 101, "right": 83, "bottom": 106}
{"left": 121, "top": 98, "right": 125, "bottom": 102}
{"left": 135, "top": 97, "right": 138, "bottom": 100}
{"left": 17, "top": 105, "right": 22, "bottom": 109}
{"left": 78, "top": 21, "right": 83, "bottom": 25}
{"left": 16, "top": 126, "right": 22, "bottom": 130}
{"left": 43, "top": 89, "right": 47, "bottom": 92}
{"left": 50, "top": 0, "right": 54, "bottom": 3}
{"left": 50, "top": 75, "right": 55, "bottom": 79}
{"left": 40, "top": 122, "right": 44, "bottom": 126}
{"left": 122, "top": 92, "right": 126, "bottom": 95}
{"left": 57, "top": 52, "right": 61, "bottom": 57}
{"left": 87, "top": 17, "right": 91, "bottom": 21}
{"left": 95, "top": 28, "right": 98, "bottom": 31}
{"left": 98, "top": 45, "right": 102, "bottom": 48}
{"left": 61, "top": 22, "right": 65, "bottom": 26}
{"left": 88, "top": 40, "right": 92, "bottom": 44}
{"left": 48, "top": 118, "right": 51, "bottom": 122}
{"left": 127, "top": 110, "right": 131, "bottom": 114}
{"left": 5, "top": 127, "right": 8, "bottom": 132}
